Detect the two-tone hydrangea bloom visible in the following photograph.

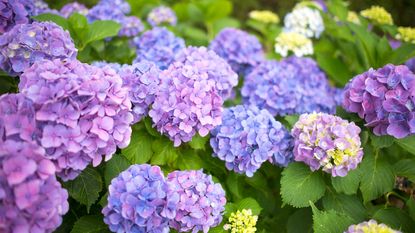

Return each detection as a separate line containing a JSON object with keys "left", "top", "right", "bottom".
{"left": 223, "top": 209, "right": 258, "bottom": 233}
{"left": 274, "top": 31, "right": 313, "bottom": 57}
{"left": 175, "top": 46, "right": 238, "bottom": 99}
{"left": 241, "top": 57, "right": 337, "bottom": 116}
{"left": 344, "top": 220, "right": 401, "bottom": 233}
{"left": 283, "top": 6, "right": 324, "bottom": 38}
{"left": 210, "top": 105, "right": 293, "bottom": 177}
{"left": 0, "top": 21, "right": 77, "bottom": 76}
{"left": 249, "top": 10, "right": 279, "bottom": 24}
{"left": 0, "top": 0, "right": 31, "bottom": 33}
{"left": 209, "top": 28, "right": 264, "bottom": 76}
{"left": 102, "top": 164, "right": 178, "bottom": 233}
{"left": 19, "top": 59, "right": 133, "bottom": 180}
{"left": 360, "top": 6, "right": 393, "bottom": 25}
{"left": 133, "top": 27, "right": 185, "bottom": 70}
{"left": 118, "top": 16, "right": 145, "bottom": 37}
{"left": 343, "top": 64, "right": 415, "bottom": 138}
{"left": 147, "top": 6, "right": 177, "bottom": 27}
{"left": 167, "top": 170, "right": 226, "bottom": 233}
{"left": 347, "top": 11, "right": 360, "bottom": 24}
{"left": 396, "top": 27, "right": 415, "bottom": 44}
{"left": 60, "top": 2, "right": 89, "bottom": 18}
{"left": 292, "top": 113, "right": 363, "bottom": 177}
{"left": 149, "top": 62, "right": 223, "bottom": 146}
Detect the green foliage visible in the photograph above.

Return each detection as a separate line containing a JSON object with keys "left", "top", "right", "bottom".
{"left": 287, "top": 208, "right": 313, "bottom": 233}
{"left": 395, "top": 135, "right": 415, "bottom": 156}
{"left": 310, "top": 203, "right": 356, "bottom": 233}
{"left": 235, "top": 197, "right": 263, "bottom": 215}
{"left": 122, "top": 127, "right": 154, "bottom": 164}
{"left": 104, "top": 154, "right": 131, "bottom": 186}
{"left": 372, "top": 208, "right": 415, "bottom": 232}
{"left": 394, "top": 159, "right": 415, "bottom": 182}
{"left": 188, "top": 134, "right": 209, "bottom": 150}
{"left": 331, "top": 168, "right": 361, "bottom": 195}
{"left": 71, "top": 215, "right": 111, "bottom": 233}
{"left": 322, "top": 192, "right": 366, "bottom": 222}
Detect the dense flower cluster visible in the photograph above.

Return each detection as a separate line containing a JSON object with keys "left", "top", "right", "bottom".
{"left": 284, "top": 6, "right": 324, "bottom": 38}
{"left": 167, "top": 170, "right": 226, "bottom": 233}
{"left": 0, "top": 21, "right": 77, "bottom": 76}
{"left": 149, "top": 62, "right": 223, "bottom": 146}
{"left": 147, "top": 6, "right": 177, "bottom": 27}
{"left": 344, "top": 220, "right": 401, "bottom": 233}
{"left": 60, "top": 2, "right": 89, "bottom": 18}
{"left": 347, "top": 11, "right": 360, "bottom": 24}
{"left": 249, "top": 10, "right": 279, "bottom": 24}
{"left": 396, "top": 27, "right": 415, "bottom": 44}
{"left": 241, "top": 57, "right": 337, "bottom": 116}
{"left": 0, "top": 0, "right": 30, "bottom": 33}
{"left": 92, "top": 61, "right": 124, "bottom": 72}
{"left": 19, "top": 59, "right": 133, "bottom": 180}
{"left": 210, "top": 105, "right": 293, "bottom": 177}
{"left": 223, "top": 209, "right": 258, "bottom": 233}
{"left": 100, "top": 0, "right": 130, "bottom": 14}
{"left": 292, "top": 112, "right": 363, "bottom": 177}
{"left": 133, "top": 27, "right": 185, "bottom": 70}
{"left": 175, "top": 46, "right": 238, "bottom": 99}
{"left": 343, "top": 64, "right": 415, "bottom": 138}
{"left": 274, "top": 31, "right": 313, "bottom": 57}
{"left": 360, "top": 5, "right": 393, "bottom": 25}
{"left": 102, "top": 164, "right": 178, "bottom": 233}
{"left": 209, "top": 28, "right": 264, "bottom": 76}
{"left": 118, "top": 16, "right": 145, "bottom": 37}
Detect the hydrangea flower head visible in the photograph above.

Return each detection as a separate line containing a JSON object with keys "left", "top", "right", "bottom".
{"left": 0, "top": 0, "right": 31, "bottom": 33}
{"left": 283, "top": 6, "right": 324, "bottom": 38}
{"left": 406, "top": 57, "right": 415, "bottom": 73}
{"left": 343, "top": 64, "right": 415, "bottom": 138}
{"left": 210, "top": 105, "right": 293, "bottom": 177}
{"left": 274, "top": 31, "right": 313, "bottom": 57}
{"left": 147, "top": 6, "right": 177, "bottom": 27}
{"left": 209, "top": 28, "right": 264, "bottom": 76}
{"left": 249, "top": 10, "right": 279, "bottom": 24}
{"left": 347, "top": 11, "right": 361, "bottom": 24}
{"left": 118, "top": 16, "right": 145, "bottom": 37}
{"left": 241, "top": 57, "right": 337, "bottom": 116}
{"left": 167, "top": 170, "right": 226, "bottom": 233}
{"left": 29, "top": 0, "right": 60, "bottom": 16}
{"left": 344, "top": 220, "right": 401, "bottom": 233}
{"left": 133, "top": 27, "right": 185, "bottom": 70}
{"left": 19, "top": 59, "right": 133, "bottom": 180}
{"left": 360, "top": 6, "right": 393, "bottom": 25}
{"left": 175, "top": 46, "right": 238, "bottom": 99}
{"left": 99, "top": 0, "right": 130, "bottom": 14}
{"left": 0, "top": 21, "right": 77, "bottom": 76}
{"left": 60, "top": 2, "right": 89, "bottom": 18}
{"left": 292, "top": 112, "right": 363, "bottom": 177}
{"left": 396, "top": 27, "right": 415, "bottom": 44}
{"left": 223, "top": 209, "right": 258, "bottom": 233}
{"left": 149, "top": 62, "right": 223, "bottom": 146}
{"left": 102, "top": 164, "right": 178, "bottom": 233}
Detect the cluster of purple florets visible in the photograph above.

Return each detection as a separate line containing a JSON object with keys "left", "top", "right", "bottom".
{"left": 343, "top": 64, "right": 415, "bottom": 138}
{"left": 60, "top": 2, "right": 89, "bottom": 18}
{"left": 210, "top": 105, "right": 293, "bottom": 177}
{"left": 147, "top": 6, "right": 177, "bottom": 27}
{"left": 0, "top": 0, "right": 31, "bottom": 33}
{"left": 406, "top": 57, "right": 415, "bottom": 73}
{"left": 241, "top": 57, "right": 338, "bottom": 116}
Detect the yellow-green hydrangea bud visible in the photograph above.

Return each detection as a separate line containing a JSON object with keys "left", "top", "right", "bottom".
{"left": 249, "top": 10, "right": 279, "bottom": 24}
{"left": 347, "top": 11, "right": 360, "bottom": 24}
{"left": 274, "top": 31, "right": 313, "bottom": 57}
{"left": 396, "top": 27, "right": 415, "bottom": 44}
{"left": 345, "top": 219, "right": 401, "bottom": 233}
{"left": 360, "top": 6, "right": 393, "bottom": 25}
{"left": 223, "top": 209, "right": 258, "bottom": 233}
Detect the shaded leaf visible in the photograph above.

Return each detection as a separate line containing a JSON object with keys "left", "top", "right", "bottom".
{"left": 32, "top": 13, "right": 70, "bottom": 30}
{"left": 71, "top": 215, "right": 110, "bottom": 233}
{"left": 372, "top": 207, "right": 415, "bottom": 232}
{"left": 122, "top": 129, "right": 153, "bottom": 164}
{"left": 396, "top": 135, "right": 415, "bottom": 156}
{"left": 331, "top": 168, "right": 361, "bottom": 195}
{"left": 104, "top": 154, "right": 131, "bottom": 186}
{"left": 322, "top": 193, "right": 366, "bottom": 222}
{"left": 287, "top": 208, "right": 313, "bottom": 233}
{"left": 236, "top": 197, "right": 262, "bottom": 215}
{"left": 311, "top": 203, "right": 355, "bottom": 233}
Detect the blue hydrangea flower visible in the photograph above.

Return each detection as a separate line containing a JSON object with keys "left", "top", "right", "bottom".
{"left": 60, "top": 2, "right": 89, "bottom": 18}
{"left": 118, "top": 16, "right": 145, "bottom": 37}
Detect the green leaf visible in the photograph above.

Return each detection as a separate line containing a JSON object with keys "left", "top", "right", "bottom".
{"left": 375, "top": 37, "right": 393, "bottom": 67}
{"left": 372, "top": 207, "right": 415, "bottom": 232}
{"left": 144, "top": 117, "right": 160, "bottom": 137}
{"left": 32, "top": 13, "right": 70, "bottom": 30}
{"left": 287, "top": 208, "right": 313, "bottom": 233}
{"left": 226, "top": 172, "right": 244, "bottom": 200}
{"left": 175, "top": 149, "right": 204, "bottom": 170}
{"left": 99, "top": 192, "right": 108, "bottom": 207}
{"left": 396, "top": 135, "right": 415, "bottom": 156}
{"left": 370, "top": 134, "right": 394, "bottom": 149}
{"left": 315, "top": 52, "right": 352, "bottom": 85}
{"left": 327, "top": 0, "right": 348, "bottom": 21}
{"left": 394, "top": 159, "right": 415, "bottom": 182}
{"left": 347, "top": 23, "right": 378, "bottom": 68}
{"left": 188, "top": 134, "right": 209, "bottom": 150}
{"left": 224, "top": 203, "right": 237, "bottom": 218}
{"left": 205, "top": 0, "right": 232, "bottom": 21}
{"left": 104, "top": 154, "right": 131, "bottom": 186}
{"left": 122, "top": 129, "right": 153, "bottom": 164}
{"left": 85, "top": 20, "right": 121, "bottom": 45}
{"left": 407, "top": 198, "right": 415, "bottom": 221}
{"left": 322, "top": 193, "right": 366, "bottom": 222}
{"left": 182, "top": 26, "right": 208, "bottom": 46}
{"left": 244, "top": 171, "right": 268, "bottom": 192}
{"left": 236, "top": 197, "right": 262, "bottom": 215}
{"left": 71, "top": 215, "right": 111, "bottom": 233}
{"left": 63, "top": 167, "right": 103, "bottom": 212}
{"left": 331, "top": 168, "right": 361, "bottom": 195}
{"left": 280, "top": 163, "right": 326, "bottom": 208}
{"left": 310, "top": 203, "right": 355, "bottom": 233}
{"left": 284, "top": 115, "right": 300, "bottom": 128}
{"left": 151, "top": 138, "right": 178, "bottom": 165}
{"left": 387, "top": 43, "right": 415, "bottom": 65}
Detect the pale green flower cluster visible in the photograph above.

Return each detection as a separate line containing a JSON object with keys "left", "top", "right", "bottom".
{"left": 274, "top": 31, "right": 313, "bottom": 57}
{"left": 396, "top": 27, "right": 415, "bottom": 44}
{"left": 360, "top": 6, "right": 393, "bottom": 25}
{"left": 249, "top": 10, "right": 279, "bottom": 24}
{"left": 223, "top": 209, "right": 258, "bottom": 233}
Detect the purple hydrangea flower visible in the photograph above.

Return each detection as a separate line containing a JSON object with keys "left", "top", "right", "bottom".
{"left": 175, "top": 46, "right": 238, "bottom": 100}
{"left": 0, "top": 21, "right": 77, "bottom": 76}
{"left": 147, "top": 6, "right": 177, "bottom": 27}
{"left": 19, "top": 59, "right": 133, "bottom": 180}
{"left": 0, "top": 0, "right": 31, "bottom": 33}
{"left": 118, "top": 16, "right": 145, "bottom": 37}
{"left": 149, "top": 62, "right": 223, "bottom": 147}
{"left": 167, "top": 170, "right": 226, "bottom": 233}
{"left": 343, "top": 64, "right": 415, "bottom": 138}
{"left": 241, "top": 57, "right": 337, "bottom": 116}
{"left": 60, "top": 2, "right": 89, "bottom": 18}
{"left": 133, "top": 27, "right": 185, "bottom": 70}
{"left": 87, "top": 1, "right": 124, "bottom": 23}
{"left": 209, "top": 28, "right": 264, "bottom": 76}
{"left": 345, "top": 220, "right": 401, "bottom": 233}
{"left": 100, "top": 0, "right": 130, "bottom": 14}
{"left": 210, "top": 105, "right": 293, "bottom": 177}
{"left": 292, "top": 112, "right": 363, "bottom": 177}
{"left": 103, "top": 164, "right": 178, "bottom": 233}
{"left": 92, "top": 61, "right": 124, "bottom": 72}
{"left": 406, "top": 57, "right": 415, "bottom": 73}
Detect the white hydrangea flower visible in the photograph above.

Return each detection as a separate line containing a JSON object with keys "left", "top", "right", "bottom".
{"left": 274, "top": 31, "right": 313, "bottom": 57}
{"left": 283, "top": 6, "right": 324, "bottom": 38}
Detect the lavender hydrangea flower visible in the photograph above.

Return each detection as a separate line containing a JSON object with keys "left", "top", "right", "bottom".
{"left": 292, "top": 112, "right": 363, "bottom": 177}
{"left": 133, "top": 27, "right": 185, "bottom": 70}
{"left": 343, "top": 64, "right": 415, "bottom": 138}
{"left": 0, "top": 21, "right": 77, "bottom": 76}
{"left": 167, "top": 170, "right": 226, "bottom": 233}
{"left": 210, "top": 105, "right": 293, "bottom": 177}
{"left": 19, "top": 59, "right": 133, "bottom": 180}
{"left": 92, "top": 61, "right": 124, "bottom": 72}
{"left": 118, "top": 16, "right": 145, "bottom": 37}
{"left": 406, "top": 57, "right": 415, "bottom": 73}
{"left": 344, "top": 220, "right": 401, "bottom": 233}
{"left": 100, "top": 0, "right": 130, "bottom": 14}
{"left": 87, "top": 1, "right": 124, "bottom": 23}
{"left": 209, "top": 28, "right": 264, "bottom": 76}
{"left": 147, "top": 6, "right": 177, "bottom": 27}
{"left": 241, "top": 57, "right": 337, "bottom": 116}
{"left": 149, "top": 62, "right": 223, "bottom": 146}
{"left": 175, "top": 46, "right": 238, "bottom": 99}
{"left": 102, "top": 164, "right": 178, "bottom": 233}
{"left": 60, "top": 2, "right": 89, "bottom": 18}
{"left": 0, "top": 0, "right": 31, "bottom": 33}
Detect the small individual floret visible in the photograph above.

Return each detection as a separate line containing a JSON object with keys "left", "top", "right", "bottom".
{"left": 343, "top": 64, "right": 415, "bottom": 138}
{"left": 396, "top": 27, "right": 415, "bottom": 44}
{"left": 344, "top": 219, "right": 401, "bottom": 233}
{"left": 209, "top": 28, "right": 264, "bottom": 76}
{"left": 210, "top": 105, "right": 293, "bottom": 177}
{"left": 347, "top": 11, "right": 360, "bottom": 24}
{"left": 249, "top": 10, "right": 279, "bottom": 24}
{"left": 60, "top": 2, "right": 89, "bottom": 18}
{"left": 133, "top": 27, "right": 185, "bottom": 70}
{"left": 274, "top": 31, "right": 313, "bottom": 57}
{"left": 283, "top": 6, "right": 324, "bottom": 38}
{"left": 167, "top": 170, "right": 226, "bottom": 233}
{"left": 147, "top": 6, "right": 177, "bottom": 27}
{"left": 0, "top": 21, "right": 77, "bottom": 76}
{"left": 118, "top": 16, "right": 145, "bottom": 37}
{"left": 292, "top": 112, "right": 363, "bottom": 177}
{"left": 0, "top": 0, "right": 31, "bottom": 33}
{"left": 360, "top": 5, "right": 393, "bottom": 25}
{"left": 223, "top": 209, "right": 258, "bottom": 233}
{"left": 102, "top": 164, "right": 178, "bottom": 233}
